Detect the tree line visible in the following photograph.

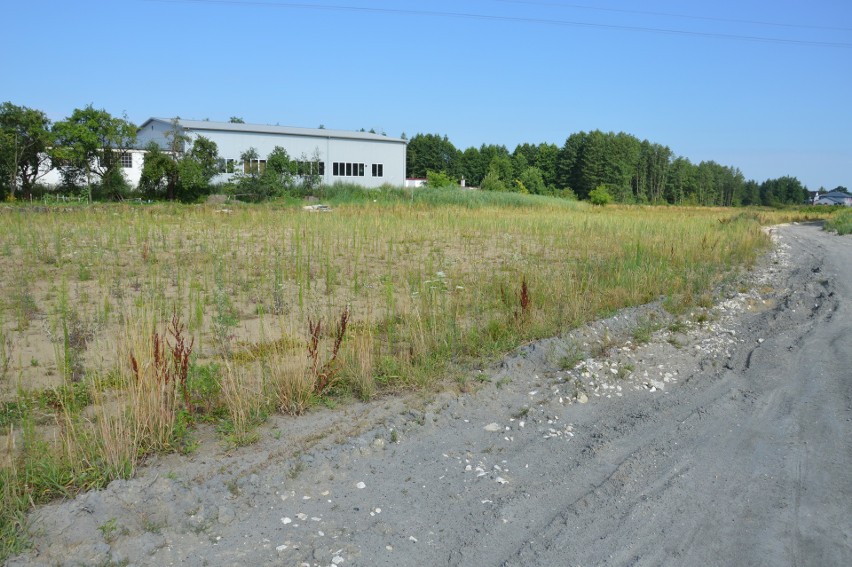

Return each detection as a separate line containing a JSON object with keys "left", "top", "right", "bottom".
{"left": 406, "top": 131, "right": 827, "bottom": 206}
{"left": 1, "top": 100, "right": 838, "bottom": 206}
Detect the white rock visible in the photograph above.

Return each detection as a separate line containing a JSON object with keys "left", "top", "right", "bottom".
{"left": 409, "top": 536, "right": 418, "bottom": 543}
{"left": 281, "top": 517, "right": 292, "bottom": 525}
{"left": 496, "top": 477, "right": 508, "bottom": 485}
{"left": 332, "top": 556, "right": 344, "bottom": 564}
{"left": 356, "top": 482, "right": 366, "bottom": 489}
{"left": 484, "top": 423, "right": 501, "bottom": 432}
{"left": 577, "top": 392, "right": 588, "bottom": 404}
{"left": 296, "top": 513, "right": 307, "bottom": 521}
{"left": 276, "top": 544, "right": 288, "bottom": 552}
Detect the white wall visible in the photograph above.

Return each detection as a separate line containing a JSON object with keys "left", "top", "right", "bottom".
{"left": 39, "top": 150, "right": 145, "bottom": 188}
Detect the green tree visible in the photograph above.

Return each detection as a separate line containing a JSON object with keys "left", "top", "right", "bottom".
{"left": 51, "top": 105, "right": 136, "bottom": 196}
{"left": 517, "top": 166, "right": 546, "bottom": 195}
{"left": 589, "top": 185, "right": 613, "bottom": 205}
{"left": 138, "top": 141, "right": 175, "bottom": 199}
{"left": 295, "top": 149, "right": 324, "bottom": 193}
{"left": 488, "top": 155, "right": 514, "bottom": 187}
{"left": 265, "top": 146, "right": 296, "bottom": 193}
{"left": 426, "top": 170, "right": 456, "bottom": 188}
{"left": 534, "top": 143, "right": 560, "bottom": 189}
{"left": 664, "top": 157, "right": 695, "bottom": 204}
{"left": 138, "top": 119, "right": 219, "bottom": 201}
{"left": 229, "top": 117, "right": 245, "bottom": 124}
{"left": 760, "top": 176, "right": 807, "bottom": 206}
{"left": 480, "top": 169, "right": 508, "bottom": 192}
{"left": 235, "top": 147, "right": 289, "bottom": 201}
{"left": 0, "top": 102, "right": 53, "bottom": 199}
{"left": 406, "top": 133, "right": 459, "bottom": 178}
{"left": 189, "top": 135, "right": 220, "bottom": 182}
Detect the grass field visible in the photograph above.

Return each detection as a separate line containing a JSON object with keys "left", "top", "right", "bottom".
{"left": 0, "top": 187, "right": 832, "bottom": 557}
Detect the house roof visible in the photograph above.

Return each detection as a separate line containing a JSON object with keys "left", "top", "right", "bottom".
{"left": 138, "top": 118, "right": 407, "bottom": 144}
{"left": 819, "top": 191, "right": 851, "bottom": 199}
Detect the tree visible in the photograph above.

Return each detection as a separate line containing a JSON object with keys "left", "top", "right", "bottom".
{"left": 534, "top": 143, "right": 560, "bottom": 190}
{"left": 138, "top": 142, "right": 175, "bottom": 199}
{"left": 138, "top": 119, "right": 219, "bottom": 201}
{"left": 589, "top": 185, "right": 613, "bottom": 205}
{"left": 517, "top": 166, "right": 546, "bottom": 194}
{"left": 295, "top": 149, "right": 324, "bottom": 193}
{"left": 406, "top": 133, "right": 459, "bottom": 178}
{"left": 480, "top": 169, "right": 508, "bottom": 192}
{"left": 189, "top": 135, "right": 220, "bottom": 182}
{"left": 759, "top": 176, "right": 807, "bottom": 206}
{"left": 234, "top": 147, "right": 290, "bottom": 201}
{"left": 0, "top": 102, "right": 53, "bottom": 199}
{"left": 229, "top": 117, "right": 245, "bottom": 124}
{"left": 51, "top": 105, "right": 136, "bottom": 196}
{"left": 266, "top": 146, "right": 295, "bottom": 192}
{"left": 426, "top": 170, "right": 456, "bottom": 188}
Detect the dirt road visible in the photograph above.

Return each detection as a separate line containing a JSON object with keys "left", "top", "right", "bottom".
{"left": 9, "top": 223, "right": 851, "bottom": 566}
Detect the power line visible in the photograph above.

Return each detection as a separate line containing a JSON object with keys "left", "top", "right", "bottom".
{"left": 146, "top": 0, "right": 852, "bottom": 49}
{"left": 489, "top": 0, "right": 852, "bottom": 33}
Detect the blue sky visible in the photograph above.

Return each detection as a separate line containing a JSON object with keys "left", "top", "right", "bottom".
{"left": 2, "top": 0, "right": 850, "bottom": 189}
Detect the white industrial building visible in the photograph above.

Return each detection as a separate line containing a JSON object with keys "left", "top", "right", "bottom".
{"left": 39, "top": 118, "right": 407, "bottom": 190}
{"left": 137, "top": 118, "right": 407, "bottom": 188}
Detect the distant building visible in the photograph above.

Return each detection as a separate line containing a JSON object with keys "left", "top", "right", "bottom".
{"left": 39, "top": 118, "right": 408, "bottom": 190}
{"left": 137, "top": 118, "right": 407, "bottom": 188}
{"left": 405, "top": 178, "right": 428, "bottom": 188}
{"left": 814, "top": 191, "right": 852, "bottom": 206}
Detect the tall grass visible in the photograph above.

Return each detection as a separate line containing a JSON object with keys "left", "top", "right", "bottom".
{"left": 824, "top": 208, "right": 852, "bottom": 235}
{"left": 0, "top": 193, "right": 833, "bottom": 558}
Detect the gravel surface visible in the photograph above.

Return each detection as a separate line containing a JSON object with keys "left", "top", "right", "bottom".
{"left": 8, "top": 222, "right": 851, "bottom": 567}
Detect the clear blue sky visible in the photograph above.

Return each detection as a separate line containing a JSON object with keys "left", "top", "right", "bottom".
{"left": 2, "top": 0, "right": 850, "bottom": 189}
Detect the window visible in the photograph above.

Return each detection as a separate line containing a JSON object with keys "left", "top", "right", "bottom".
{"left": 243, "top": 159, "right": 266, "bottom": 174}
{"left": 332, "top": 162, "right": 365, "bottom": 177}
{"left": 296, "top": 161, "right": 325, "bottom": 176}
{"left": 372, "top": 164, "right": 383, "bottom": 177}
{"left": 217, "top": 158, "right": 235, "bottom": 173}
{"left": 96, "top": 151, "right": 132, "bottom": 169}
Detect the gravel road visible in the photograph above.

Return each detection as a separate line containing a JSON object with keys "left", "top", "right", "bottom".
{"left": 9, "top": 222, "right": 851, "bottom": 567}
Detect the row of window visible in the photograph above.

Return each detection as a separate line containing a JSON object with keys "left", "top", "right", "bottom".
{"left": 226, "top": 160, "right": 381, "bottom": 178}
{"left": 57, "top": 154, "right": 383, "bottom": 177}
{"left": 219, "top": 159, "right": 329, "bottom": 176}
{"left": 332, "top": 162, "right": 384, "bottom": 177}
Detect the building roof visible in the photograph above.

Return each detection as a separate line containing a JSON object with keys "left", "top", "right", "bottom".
{"left": 816, "top": 191, "right": 852, "bottom": 204}
{"left": 138, "top": 118, "right": 407, "bottom": 144}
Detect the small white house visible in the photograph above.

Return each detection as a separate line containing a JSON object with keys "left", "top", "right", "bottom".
{"left": 137, "top": 118, "right": 407, "bottom": 188}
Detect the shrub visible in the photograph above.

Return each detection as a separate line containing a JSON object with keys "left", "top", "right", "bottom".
{"left": 589, "top": 185, "right": 613, "bottom": 206}
{"left": 426, "top": 170, "right": 456, "bottom": 188}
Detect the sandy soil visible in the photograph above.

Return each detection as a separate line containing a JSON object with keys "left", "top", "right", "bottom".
{"left": 7, "top": 222, "right": 851, "bottom": 567}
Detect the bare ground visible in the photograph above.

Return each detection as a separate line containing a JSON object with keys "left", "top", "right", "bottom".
{"left": 8, "top": 222, "right": 851, "bottom": 567}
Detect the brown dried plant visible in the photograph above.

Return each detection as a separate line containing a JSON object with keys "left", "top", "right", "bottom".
{"left": 307, "top": 307, "right": 350, "bottom": 396}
